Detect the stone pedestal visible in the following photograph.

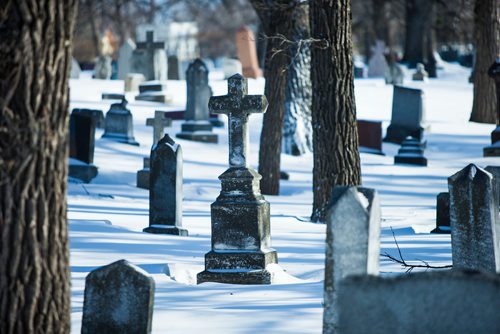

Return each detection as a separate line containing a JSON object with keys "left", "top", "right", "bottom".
{"left": 430, "top": 192, "right": 450, "bottom": 234}
{"left": 394, "top": 137, "right": 427, "bottom": 166}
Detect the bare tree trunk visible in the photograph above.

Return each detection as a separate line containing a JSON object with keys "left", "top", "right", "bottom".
{"left": 0, "top": 1, "right": 77, "bottom": 332}
{"left": 402, "top": 0, "right": 433, "bottom": 67}
{"left": 86, "top": 0, "right": 101, "bottom": 56}
{"left": 283, "top": 3, "right": 312, "bottom": 156}
{"left": 470, "top": 0, "right": 500, "bottom": 123}
{"left": 310, "top": 0, "right": 361, "bottom": 223}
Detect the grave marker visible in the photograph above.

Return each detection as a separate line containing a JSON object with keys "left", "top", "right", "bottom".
{"left": 235, "top": 27, "right": 263, "bottom": 79}
{"left": 412, "top": 63, "right": 429, "bottom": 81}
{"left": 118, "top": 38, "right": 136, "bottom": 80}
{"left": 72, "top": 108, "right": 104, "bottom": 129}
{"left": 102, "top": 98, "right": 139, "bottom": 146}
{"left": 68, "top": 112, "right": 98, "bottom": 183}
{"left": 357, "top": 120, "right": 384, "bottom": 155}
{"left": 368, "top": 40, "right": 388, "bottom": 78}
{"left": 131, "top": 31, "right": 167, "bottom": 81}
{"left": 94, "top": 55, "right": 112, "bottom": 80}
{"left": 431, "top": 192, "right": 451, "bottom": 234}
{"left": 394, "top": 136, "right": 427, "bottom": 166}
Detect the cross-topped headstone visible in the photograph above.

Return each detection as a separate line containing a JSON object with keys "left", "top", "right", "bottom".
{"left": 146, "top": 110, "right": 172, "bottom": 144}
{"left": 136, "top": 31, "right": 164, "bottom": 52}
{"left": 209, "top": 74, "right": 268, "bottom": 167}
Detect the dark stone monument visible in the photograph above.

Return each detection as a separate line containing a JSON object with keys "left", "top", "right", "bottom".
{"left": 357, "top": 120, "right": 384, "bottom": 155}
{"left": 102, "top": 98, "right": 139, "bottom": 146}
{"left": 176, "top": 59, "right": 218, "bottom": 143}
{"left": 143, "top": 134, "right": 187, "bottom": 236}
{"left": 68, "top": 113, "right": 98, "bottom": 183}
{"left": 394, "top": 136, "right": 427, "bottom": 166}
{"left": 430, "top": 192, "right": 450, "bottom": 234}
{"left": 135, "top": 81, "right": 171, "bottom": 103}
{"left": 81, "top": 259, "right": 155, "bottom": 334}
{"left": 102, "top": 93, "right": 125, "bottom": 101}
{"left": 72, "top": 108, "right": 104, "bottom": 129}
{"left": 484, "top": 58, "right": 500, "bottom": 157}
{"left": 131, "top": 30, "right": 167, "bottom": 81}
{"left": 197, "top": 74, "right": 278, "bottom": 285}
{"left": 384, "top": 85, "right": 425, "bottom": 144}
{"left": 168, "top": 55, "right": 180, "bottom": 80}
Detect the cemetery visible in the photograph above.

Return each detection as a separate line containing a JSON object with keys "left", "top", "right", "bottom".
{"left": 2, "top": 1, "right": 500, "bottom": 334}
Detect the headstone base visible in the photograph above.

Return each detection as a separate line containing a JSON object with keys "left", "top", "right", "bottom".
{"left": 359, "top": 147, "right": 385, "bottom": 155}
{"left": 101, "top": 133, "right": 139, "bottom": 146}
{"left": 176, "top": 132, "right": 218, "bottom": 143}
{"left": 430, "top": 226, "right": 451, "bottom": 234}
{"left": 135, "top": 92, "right": 172, "bottom": 103}
{"left": 137, "top": 168, "right": 150, "bottom": 189}
{"left": 69, "top": 161, "right": 98, "bottom": 183}
{"left": 143, "top": 225, "right": 188, "bottom": 236}
{"left": 394, "top": 154, "right": 428, "bottom": 166}
{"left": 483, "top": 141, "right": 500, "bottom": 157}
{"left": 197, "top": 268, "right": 273, "bottom": 285}
{"left": 384, "top": 125, "right": 424, "bottom": 144}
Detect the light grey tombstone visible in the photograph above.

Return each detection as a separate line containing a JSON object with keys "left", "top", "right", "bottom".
{"left": 102, "top": 99, "right": 139, "bottom": 146}
{"left": 368, "top": 40, "right": 388, "bottom": 78}
{"left": 384, "top": 63, "right": 404, "bottom": 85}
{"left": 338, "top": 270, "right": 500, "bottom": 334}
{"left": 485, "top": 165, "right": 500, "bottom": 207}
{"left": 70, "top": 58, "right": 81, "bottom": 79}
{"left": 118, "top": 38, "right": 136, "bottom": 80}
{"left": 323, "top": 186, "right": 381, "bottom": 334}
{"left": 176, "top": 59, "right": 217, "bottom": 143}
{"left": 143, "top": 134, "right": 187, "bottom": 236}
{"left": 94, "top": 55, "right": 112, "bottom": 80}
{"left": 135, "top": 81, "right": 172, "bottom": 103}
{"left": 383, "top": 85, "right": 426, "bottom": 144}
{"left": 448, "top": 164, "right": 500, "bottom": 273}
{"left": 81, "top": 259, "right": 155, "bottom": 334}
{"left": 412, "top": 63, "right": 429, "bottom": 81}
{"left": 131, "top": 31, "right": 167, "bottom": 81}
{"left": 125, "top": 73, "right": 145, "bottom": 92}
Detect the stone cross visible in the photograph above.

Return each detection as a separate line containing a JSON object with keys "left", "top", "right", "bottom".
{"left": 209, "top": 74, "right": 268, "bottom": 167}
{"left": 136, "top": 31, "right": 164, "bottom": 52}
{"left": 146, "top": 110, "right": 172, "bottom": 144}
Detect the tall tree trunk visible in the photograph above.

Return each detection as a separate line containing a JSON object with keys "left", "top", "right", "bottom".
{"left": 251, "top": 0, "right": 294, "bottom": 195}
{"left": 310, "top": 0, "right": 361, "bottom": 223}
{"left": 470, "top": 0, "right": 500, "bottom": 123}
{"left": 283, "top": 2, "right": 312, "bottom": 156}
{"left": 0, "top": 1, "right": 77, "bottom": 332}
{"left": 402, "top": 0, "right": 433, "bottom": 67}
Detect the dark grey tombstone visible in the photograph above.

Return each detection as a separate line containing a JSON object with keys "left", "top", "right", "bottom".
{"left": 81, "top": 259, "right": 155, "bottom": 334}
{"left": 485, "top": 165, "right": 500, "bottom": 207}
{"left": 176, "top": 59, "right": 218, "bottom": 143}
{"left": 338, "top": 270, "right": 500, "bottom": 334}
{"left": 357, "top": 120, "right": 384, "bottom": 155}
{"left": 143, "top": 134, "right": 187, "bottom": 236}
{"left": 72, "top": 108, "right": 105, "bottom": 129}
{"left": 448, "top": 164, "right": 500, "bottom": 273}
{"left": 168, "top": 55, "right": 180, "bottom": 80}
{"left": 431, "top": 192, "right": 451, "bottom": 234}
{"left": 394, "top": 136, "right": 427, "bottom": 166}
{"left": 323, "top": 186, "right": 381, "bottom": 333}
{"left": 102, "top": 98, "right": 139, "bottom": 146}
{"left": 384, "top": 86, "right": 425, "bottom": 144}
{"left": 197, "top": 74, "right": 277, "bottom": 285}
{"left": 68, "top": 113, "right": 98, "bottom": 183}
{"left": 131, "top": 31, "right": 166, "bottom": 81}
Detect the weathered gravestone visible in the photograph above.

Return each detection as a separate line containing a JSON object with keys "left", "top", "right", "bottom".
{"left": 431, "top": 192, "right": 451, "bottom": 234}
{"left": 81, "top": 259, "right": 155, "bottom": 334}
{"left": 143, "top": 134, "right": 187, "bottom": 236}
{"left": 131, "top": 31, "right": 167, "bottom": 81}
{"left": 68, "top": 113, "right": 98, "bottom": 183}
{"left": 384, "top": 85, "right": 426, "bottom": 144}
{"left": 412, "top": 62, "right": 429, "bottom": 81}
{"left": 137, "top": 111, "right": 172, "bottom": 190}
{"left": 118, "top": 38, "right": 136, "bottom": 80}
{"left": 235, "top": 26, "right": 263, "bottom": 79}
{"left": 72, "top": 108, "right": 104, "bottom": 129}
{"left": 176, "top": 59, "right": 218, "bottom": 143}
{"left": 323, "top": 186, "right": 381, "bottom": 334}
{"left": 484, "top": 58, "right": 500, "bottom": 157}
{"left": 485, "top": 165, "right": 500, "bottom": 206}
{"left": 357, "top": 120, "right": 384, "bottom": 155}
{"left": 368, "top": 40, "right": 388, "bottom": 78}
{"left": 102, "top": 98, "right": 139, "bottom": 146}
{"left": 136, "top": 81, "right": 171, "bottom": 103}
{"left": 338, "top": 270, "right": 500, "bottom": 334}
{"left": 448, "top": 164, "right": 500, "bottom": 273}
{"left": 197, "top": 74, "right": 277, "bottom": 284}
{"left": 94, "top": 55, "right": 112, "bottom": 80}
{"left": 394, "top": 136, "right": 427, "bottom": 166}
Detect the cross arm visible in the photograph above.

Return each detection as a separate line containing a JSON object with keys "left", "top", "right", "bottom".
{"left": 209, "top": 95, "right": 233, "bottom": 115}
{"left": 242, "top": 95, "right": 268, "bottom": 114}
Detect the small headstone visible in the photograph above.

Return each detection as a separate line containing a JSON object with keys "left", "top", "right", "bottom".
{"left": 412, "top": 63, "right": 429, "bottom": 81}
{"left": 485, "top": 165, "right": 500, "bottom": 206}
{"left": 235, "top": 26, "right": 263, "bottom": 79}
{"left": 394, "top": 136, "right": 427, "bottom": 166}
{"left": 131, "top": 31, "right": 167, "bottom": 81}
{"left": 81, "top": 259, "right": 155, "bottom": 334}
{"left": 448, "top": 164, "right": 500, "bottom": 273}
{"left": 70, "top": 58, "right": 81, "bottom": 79}
{"left": 117, "top": 38, "right": 136, "bottom": 80}
{"left": 72, "top": 108, "right": 104, "bottom": 129}
{"left": 384, "top": 85, "right": 426, "bottom": 144}
{"left": 125, "top": 73, "right": 146, "bottom": 92}
{"left": 431, "top": 192, "right": 451, "bottom": 234}
{"left": 338, "top": 270, "right": 500, "bottom": 334}
{"left": 94, "top": 55, "right": 113, "bottom": 80}
{"left": 102, "top": 98, "right": 139, "bottom": 146}
{"left": 68, "top": 113, "right": 98, "bottom": 183}
{"left": 143, "top": 134, "right": 188, "bottom": 236}
{"left": 357, "top": 120, "right": 384, "bottom": 155}
{"left": 102, "top": 93, "right": 125, "bottom": 101}
{"left": 197, "top": 74, "right": 277, "bottom": 284}
{"left": 222, "top": 58, "right": 243, "bottom": 79}
{"left": 484, "top": 58, "right": 500, "bottom": 157}
{"left": 135, "top": 81, "right": 172, "bottom": 103}
{"left": 167, "top": 55, "right": 180, "bottom": 80}
{"left": 367, "top": 40, "right": 388, "bottom": 78}
{"left": 323, "top": 186, "right": 380, "bottom": 333}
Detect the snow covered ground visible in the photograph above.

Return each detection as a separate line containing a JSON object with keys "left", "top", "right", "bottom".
{"left": 68, "top": 63, "right": 497, "bottom": 333}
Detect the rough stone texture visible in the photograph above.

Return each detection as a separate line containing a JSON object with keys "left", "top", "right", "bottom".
{"left": 384, "top": 86, "right": 426, "bottom": 144}
{"left": 131, "top": 31, "right": 167, "bottom": 81}
{"left": 94, "top": 55, "right": 112, "bottom": 80}
{"left": 412, "top": 62, "right": 429, "bottom": 81}
{"left": 69, "top": 112, "right": 95, "bottom": 164}
{"left": 367, "top": 40, "right": 388, "bottom": 78}
{"left": 102, "top": 98, "right": 139, "bottom": 146}
{"left": 198, "top": 74, "right": 277, "bottom": 285}
{"left": 323, "top": 187, "right": 381, "bottom": 334}
{"left": 176, "top": 59, "right": 217, "bottom": 143}
{"left": 144, "top": 134, "right": 187, "bottom": 236}
{"left": 357, "top": 120, "right": 384, "bottom": 155}
{"left": 81, "top": 259, "right": 155, "bottom": 334}
{"left": 448, "top": 164, "right": 500, "bottom": 273}
{"left": 485, "top": 165, "right": 500, "bottom": 206}
{"left": 125, "top": 73, "right": 145, "bottom": 92}
{"left": 118, "top": 38, "right": 136, "bottom": 80}
{"left": 431, "top": 192, "right": 451, "bottom": 234}
{"left": 338, "top": 270, "right": 500, "bottom": 334}
{"left": 394, "top": 136, "right": 427, "bottom": 166}
{"left": 235, "top": 27, "right": 262, "bottom": 79}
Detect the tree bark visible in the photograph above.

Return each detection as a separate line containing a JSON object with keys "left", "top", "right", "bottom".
{"left": 310, "top": 0, "right": 361, "bottom": 223}
{"left": 283, "top": 2, "right": 312, "bottom": 156}
{"left": 470, "top": 0, "right": 500, "bottom": 124}
{"left": 402, "top": 0, "right": 433, "bottom": 67}
{"left": 0, "top": 1, "right": 77, "bottom": 332}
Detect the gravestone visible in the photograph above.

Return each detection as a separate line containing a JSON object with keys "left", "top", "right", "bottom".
{"left": 125, "top": 73, "right": 145, "bottom": 92}
{"left": 384, "top": 53, "right": 404, "bottom": 85}
{"left": 368, "top": 40, "right": 388, "bottom": 78}
{"left": 118, "top": 38, "right": 136, "bottom": 80}
{"left": 68, "top": 113, "right": 98, "bottom": 183}
{"left": 448, "top": 164, "right": 500, "bottom": 273}
{"left": 235, "top": 26, "right": 263, "bottom": 79}
{"left": 394, "top": 136, "right": 427, "bottom": 166}
{"left": 357, "top": 120, "right": 384, "bottom": 155}
{"left": 102, "top": 93, "right": 125, "bottom": 101}
{"left": 72, "top": 108, "right": 104, "bottom": 129}
{"left": 197, "top": 74, "right": 277, "bottom": 284}
{"left": 81, "top": 259, "right": 155, "bottom": 334}
{"left": 94, "top": 55, "right": 112, "bottom": 80}
{"left": 323, "top": 186, "right": 381, "bottom": 334}
{"left": 176, "top": 59, "right": 217, "bottom": 143}
{"left": 102, "top": 98, "right": 139, "bottom": 146}
{"left": 485, "top": 165, "right": 500, "bottom": 206}
{"left": 431, "top": 192, "right": 451, "bottom": 234}
{"left": 135, "top": 81, "right": 172, "bottom": 103}
{"left": 412, "top": 63, "right": 429, "bottom": 81}
{"left": 70, "top": 58, "right": 81, "bottom": 79}
{"left": 168, "top": 55, "right": 180, "bottom": 80}
{"left": 137, "top": 111, "right": 172, "bottom": 190}
{"left": 131, "top": 31, "right": 167, "bottom": 81}
{"left": 384, "top": 85, "right": 426, "bottom": 144}
{"left": 143, "top": 134, "right": 188, "bottom": 236}
{"left": 338, "top": 270, "right": 500, "bottom": 334}
{"left": 222, "top": 58, "right": 243, "bottom": 79}
{"left": 483, "top": 58, "right": 500, "bottom": 157}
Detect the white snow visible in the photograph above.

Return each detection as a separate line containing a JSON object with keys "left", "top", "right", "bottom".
{"left": 68, "top": 62, "right": 497, "bottom": 333}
